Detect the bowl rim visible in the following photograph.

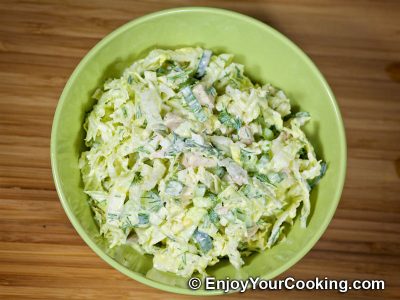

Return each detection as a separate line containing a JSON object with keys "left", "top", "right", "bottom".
{"left": 51, "top": 6, "right": 347, "bottom": 296}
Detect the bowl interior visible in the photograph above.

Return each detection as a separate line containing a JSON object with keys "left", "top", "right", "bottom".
{"left": 51, "top": 7, "right": 346, "bottom": 295}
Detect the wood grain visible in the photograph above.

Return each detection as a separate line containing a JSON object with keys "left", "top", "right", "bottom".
{"left": 0, "top": 0, "right": 399, "bottom": 299}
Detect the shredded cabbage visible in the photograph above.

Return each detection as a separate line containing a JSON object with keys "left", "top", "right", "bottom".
{"left": 79, "top": 47, "right": 326, "bottom": 277}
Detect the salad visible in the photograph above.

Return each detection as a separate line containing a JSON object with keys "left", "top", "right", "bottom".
{"left": 79, "top": 47, "right": 326, "bottom": 277}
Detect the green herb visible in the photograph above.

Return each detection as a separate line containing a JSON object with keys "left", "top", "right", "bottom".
{"left": 141, "top": 190, "right": 162, "bottom": 212}
{"left": 283, "top": 113, "right": 293, "bottom": 122}
{"left": 185, "top": 138, "right": 219, "bottom": 157}
{"left": 241, "top": 184, "right": 263, "bottom": 199}
{"left": 298, "top": 147, "right": 308, "bottom": 160}
{"left": 156, "top": 60, "right": 176, "bottom": 76}
{"left": 156, "top": 67, "right": 167, "bottom": 76}
{"left": 232, "top": 117, "right": 242, "bottom": 130}
{"left": 254, "top": 172, "right": 284, "bottom": 186}
{"left": 177, "top": 77, "right": 197, "bottom": 90}
{"left": 205, "top": 191, "right": 217, "bottom": 201}
{"left": 132, "top": 173, "right": 143, "bottom": 184}
{"left": 255, "top": 173, "right": 269, "bottom": 182}
{"left": 165, "top": 133, "right": 186, "bottom": 157}
{"left": 135, "top": 146, "right": 150, "bottom": 154}
{"left": 209, "top": 209, "right": 220, "bottom": 225}
{"left": 240, "top": 149, "right": 253, "bottom": 162}
{"left": 181, "top": 86, "right": 207, "bottom": 121}
{"left": 267, "top": 172, "right": 285, "bottom": 184}
{"left": 122, "top": 106, "right": 128, "bottom": 118}
{"left": 107, "top": 212, "right": 119, "bottom": 220}
{"left": 215, "top": 166, "right": 226, "bottom": 177}
{"left": 121, "top": 216, "right": 134, "bottom": 230}
{"left": 232, "top": 208, "right": 246, "bottom": 222}
{"left": 218, "top": 109, "right": 231, "bottom": 124}
{"left": 269, "top": 125, "right": 280, "bottom": 138}
{"left": 235, "top": 66, "right": 243, "bottom": 79}
{"left": 237, "top": 241, "right": 249, "bottom": 251}
{"left": 135, "top": 105, "right": 142, "bottom": 119}
{"left": 168, "top": 71, "right": 188, "bottom": 81}
{"left": 127, "top": 75, "right": 133, "bottom": 84}
{"left": 138, "top": 213, "right": 149, "bottom": 225}
{"left": 218, "top": 109, "right": 241, "bottom": 130}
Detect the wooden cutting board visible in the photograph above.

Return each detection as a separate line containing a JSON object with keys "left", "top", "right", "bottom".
{"left": 0, "top": 0, "right": 399, "bottom": 299}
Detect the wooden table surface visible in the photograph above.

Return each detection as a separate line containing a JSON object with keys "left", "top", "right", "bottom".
{"left": 1, "top": 0, "right": 399, "bottom": 299}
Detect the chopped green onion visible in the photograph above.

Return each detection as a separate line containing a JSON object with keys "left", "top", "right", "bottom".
{"left": 127, "top": 75, "right": 133, "bottom": 84}
{"left": 218, "top": 109, "right": 242, "bottom": 130}
{"left": 192, "top": 229, "right": 213, "bottom": 253}
{"left": 195, "top": 50, "right": 212, "bottom": 78}
{"left": 138, "top": 213, "right": 149, "bottom": 225}
{"left": 267, "top": 172, "right": 285, "bottom": 184}
{"left": 141, "top": 191, "right": 162, "bottom": 212}
{"left": 209, "top": 209, "right": 219, "bottom": 225}
{"left": 181, "top": 86, "right": 207, "bottom": 121}
{"left": 207, "top": 86, "right": 217, "bottom": 97}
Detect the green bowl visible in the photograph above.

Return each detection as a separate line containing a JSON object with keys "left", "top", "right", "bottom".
{"left": 51, "top": 7, "right": 346, "bottom": 295}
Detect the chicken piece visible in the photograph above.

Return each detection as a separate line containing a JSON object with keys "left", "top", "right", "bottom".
{"left": 219, "top": 158, "right": 249, "bottom": 185}
{"left": 238, "top": 126, "right": 254, "bottom": 145}
{"left": 192, "top": 84, "right": 215, "bottom": 110}
{"left": 163, "top": 112, "right": 184, "bottom": 130}
{"left": 182, "top": 152, "right": 217, "bottom": 168}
